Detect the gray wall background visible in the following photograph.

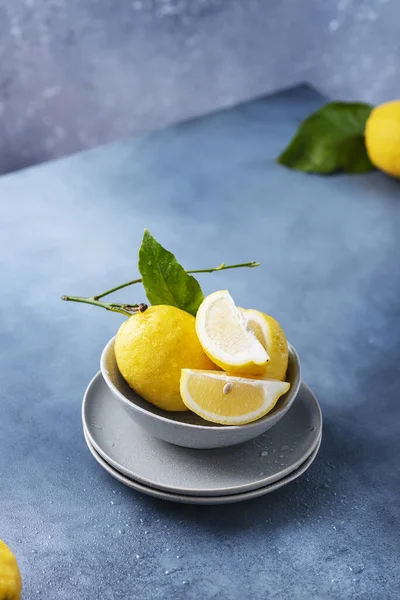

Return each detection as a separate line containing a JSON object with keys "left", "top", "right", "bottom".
{"left": 0, "top": 0, "right": 399, "bottom": 174}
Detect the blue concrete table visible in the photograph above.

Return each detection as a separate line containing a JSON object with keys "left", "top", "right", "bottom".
{"left": 1, "top": 86, "right": 399, "bottom": 599}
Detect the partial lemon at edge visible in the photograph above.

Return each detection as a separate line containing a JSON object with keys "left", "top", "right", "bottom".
{"left": 365, "top": 100, "right": 400, "bottom": 179}
{"left": 0, "top": 540, "right": 21, "bottom": 600}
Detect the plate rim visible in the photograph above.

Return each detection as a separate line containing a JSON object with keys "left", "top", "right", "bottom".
{"left": 84, "top": 428, "right": 322, "bottom": 505}
{"left": 82, "top": 372, "right": 323, "bottom": 497}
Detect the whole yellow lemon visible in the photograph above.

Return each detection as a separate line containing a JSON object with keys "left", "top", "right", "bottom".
{"left": 115, "top": 305, "right": 218, "bottom": 411}
{"left": 365, "top": 100, "right": 400, "bottom": 178}
{"left": 0, "top": 540, "right": 21, "bottom": 600}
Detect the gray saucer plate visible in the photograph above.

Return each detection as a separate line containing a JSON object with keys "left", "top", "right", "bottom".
{"left": 82, "top": 372, "right": 322, "bottom": 497}
{"left": 84, "top": 429, "right": 321, "bottom": 505}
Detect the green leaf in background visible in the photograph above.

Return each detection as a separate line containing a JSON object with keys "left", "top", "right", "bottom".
{"left": 277, "top": 102, "right": 375, "bottom": 174}
{"left": 138, "top": 230, "right": 204, "bottom": 316}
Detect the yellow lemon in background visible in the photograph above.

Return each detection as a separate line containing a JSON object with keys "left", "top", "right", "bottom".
{"left": 0, "top": 540, "right": 21, "bottom": 600}
{"left": 115, "top": 305, "right": 218, "bottom": 411}
{"left": 241, "top": 309, "right": 289, "bottom": 380}
{"left": 365, "top": 100, "right": 400, "bottom": 178}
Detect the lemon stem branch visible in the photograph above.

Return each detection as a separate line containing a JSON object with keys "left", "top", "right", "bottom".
{"left": 92, "top": 261, "right": 260, "bottom": 300}
{"left": 61, "top": 261, "right": 259, "bottom": 315}
{"left": 60, "top": 295, "right": 137, "bottom": 317}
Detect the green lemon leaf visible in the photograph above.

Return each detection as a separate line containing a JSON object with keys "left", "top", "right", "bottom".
{"left": 277, "top": 102, "right": 375, "bottom": 174}
{"left": 138, "top": 229, "right": 204, "bottom": 316}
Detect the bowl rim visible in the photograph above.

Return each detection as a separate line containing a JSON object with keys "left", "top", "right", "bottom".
{"left": 100, "top": 336, "right": 301, "bottom": 432}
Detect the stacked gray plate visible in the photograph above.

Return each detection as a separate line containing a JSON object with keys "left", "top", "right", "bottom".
{"left": 82, "top": 373, "right": 322, "bottom": 505}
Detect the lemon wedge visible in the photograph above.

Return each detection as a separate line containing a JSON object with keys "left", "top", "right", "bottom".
{"left": 180, "top": 369, "right": 290, "bottom": 425}
{"left": 195, "top": 290, "right": 269, "bottom": 375}
{"left": 241, "top": 309, "right": 289, "bottom": 380}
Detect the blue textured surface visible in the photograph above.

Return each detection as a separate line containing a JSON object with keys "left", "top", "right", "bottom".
{"left": 1, "top": 0, "right": 400, "bottom": 173}
{"left": 1, "top": 86, "right": 399, "bottom": 599}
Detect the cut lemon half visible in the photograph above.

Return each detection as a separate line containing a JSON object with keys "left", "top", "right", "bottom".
{"left": 195, "top": 290, "right": 269, "bottom": 375}
{"left": 180, "top": 370, "right": 290, "bottom": 425}
{"left": 241, "top": 309, "right": 289, "bottom": 380}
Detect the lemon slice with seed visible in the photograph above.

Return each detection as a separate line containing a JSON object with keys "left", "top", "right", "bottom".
{"left": 195, "top": 290, "right": 269, "bottom": 375}
{"left": 180, "top": 369, "right": 290, "bottom": 425}
{"left": 241, "top": 308, "right": 289, "bottom": 380}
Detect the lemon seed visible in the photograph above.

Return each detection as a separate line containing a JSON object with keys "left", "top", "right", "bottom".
{"left": 223, "top": 383, "right": 232, "bottom": 394}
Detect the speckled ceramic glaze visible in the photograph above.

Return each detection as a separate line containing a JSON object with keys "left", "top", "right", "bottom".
{"left": 83, "top": 372, "right": 322, "bottom": 496}
{"left": 100, "top": 337, "right": 302, "bottom": 449}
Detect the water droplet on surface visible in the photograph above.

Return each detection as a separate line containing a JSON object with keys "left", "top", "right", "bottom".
{"left": 165, "top": 570, "right": 170, "bottom": 575}
{"left": 32, "top": 549, "right": 37, "bottom": 554}
{"left": 279, "top": 454, "right": 284, "bottom": 459}
{"left": 118, "top": 529, "right": 125, "bottom": 535}
{"left": 353, "top": 565, "right": 365, "bottom": 574}
{"left": 182, "top": 581, "right": 189, "bottom": 585}
{"left": 145, "top": 530, "right": 149, "bottom": 534}
{"left": 260, "top": 451, "right": 269, "bottom": 457}
{"left": 310, "top": 426, "right": 316, "bottom": 431}
{"left": 136, "top": 554, "right": 141, "bottom": 559}
{"left": 329, "top": 19, "right": 339, "bottom": 31}
{"left": 259, "top": 472, "right": 264, "bottom": 476}
{"left": 280, "top": 445, "right": 290, "bottom": 452}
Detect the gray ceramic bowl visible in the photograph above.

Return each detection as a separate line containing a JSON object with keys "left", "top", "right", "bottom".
{"left": 100, "top": 337, "right": 301, "bottom": 449}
